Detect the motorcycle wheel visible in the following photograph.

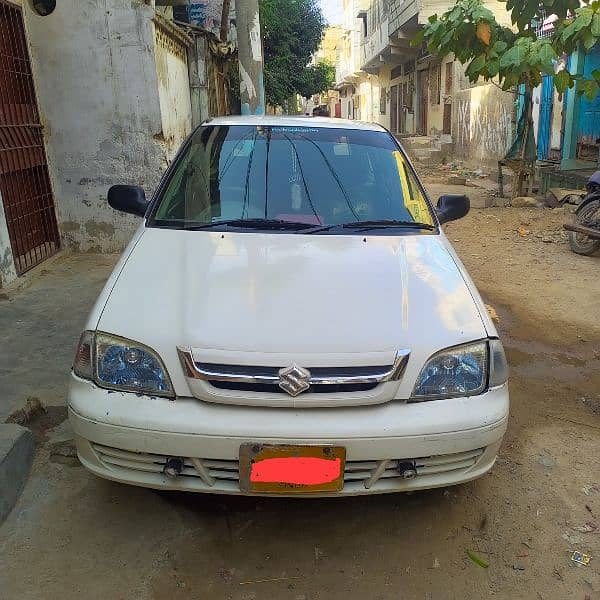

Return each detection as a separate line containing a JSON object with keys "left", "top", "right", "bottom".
{"left": 569, "top": 199, "right": 600, "bottom": 256}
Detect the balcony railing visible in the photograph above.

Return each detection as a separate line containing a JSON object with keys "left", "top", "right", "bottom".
{"left": 361, "top": 16, "right": 389, "bottom": 68}
{"left": 388, "top": 0, "right": 418, "bottom": 36}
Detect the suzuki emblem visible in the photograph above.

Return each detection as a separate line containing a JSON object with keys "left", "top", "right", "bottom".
{"left": 278, "top": 363, "right": 311, "bottom": 397}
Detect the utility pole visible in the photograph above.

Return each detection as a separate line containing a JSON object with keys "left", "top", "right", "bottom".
{"left": 220, "top": 0, "right": 231, "bottom": 42}
{"left": 236, "top": 0, "right": 266, "bottom": 115}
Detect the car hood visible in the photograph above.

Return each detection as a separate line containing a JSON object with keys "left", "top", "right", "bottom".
{"left": 96, "top": 228, "right": 491, "bottom": 395}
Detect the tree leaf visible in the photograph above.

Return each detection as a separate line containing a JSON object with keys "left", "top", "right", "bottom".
{"left": 537, "top": 42, "right": 558, "bottom": 69}
{"left": 412, "top": 28, "right": 426, "bottom": 47}
{"left": 476, "top": 21, "right": 492, "bottom": 46}
{"left": 592, "top": 13, "right": 600, "bottom": 37}
{"left": 582, "top": 29, "right": 598, "bottom": 50}
{"left": 579, "top": 79, "right": 600, "bottom": 101}
{"left": 555, "top": 69, "right": 573, "bottom": 93}
{"left": 487, "top": 59, "right": 500, "bottom": 77}
{"left": 466, "top": 550, "right": 489, "bottom": 569}
{"left": 499, "top": 44, "right": 525, "bottom": 68}
{"left": 470, "top": 54, "right": 487, "bottom": 73}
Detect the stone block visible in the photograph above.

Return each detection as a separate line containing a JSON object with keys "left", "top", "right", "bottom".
{"left": 0, "top": 424, "right": 34, "bottom": 524}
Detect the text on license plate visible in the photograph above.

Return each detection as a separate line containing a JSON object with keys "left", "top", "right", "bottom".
{"left": 239, "top": 444, "right": 346, "bottom": 494}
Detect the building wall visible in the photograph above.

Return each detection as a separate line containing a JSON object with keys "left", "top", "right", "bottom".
{"left": 154, "top": 20, "right": 193, "bottom": 150}
{"left": 356, "top": 74, "right": 380, "bottom": 122}
{"left": 0, "top": 194, "right": 17, "bottom": 287}
{"left": 421, "top": 56, "right": 455, "bottom": 137}
{"left": 388, "top": 0, "right": 418, "bottom": 37}
{"left": 21, "top": 1, "right": 191, "bottom": 254}
{"left": 454, "top": 83, "right": 514, "bottom": 167}
{"left": 419, "top": 0, "right": 514, "bottom": 28}
{"left": 387, "top": 63, "right": 418, "bottom": 135}
{"left": 316, "top": 26, "right": 344, "bottom": 65}
{"left": 550, "top": 87, "right": 563, "bottom": 152}
{"left": 376, "top": 64, "right": 392, "bottom": 130}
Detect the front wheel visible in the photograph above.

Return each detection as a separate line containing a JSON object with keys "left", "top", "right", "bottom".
{"left": 569, "top": 200, "right": 600, "bottom": 256}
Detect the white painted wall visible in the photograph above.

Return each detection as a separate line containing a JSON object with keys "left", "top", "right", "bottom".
{"left": 0, "top": 192, "right": 17, "bottom": 287}
{"left": 356, "top": 75, "right": 379, "bottom": 122}
{"left": 454, "top": 83, "right": 514, "bottom": 167}
{"left": 154, "top": 21, "right": 193, "bottom": 150}
{"left": 532, "top": 84, "right": 542, "bottom": 144}
{"left": 551, "top": 88, "right": 563, "bottom": 151}
{"left": 419, "top": 0, "right": 514, "bottom": 28}
{"left": 22, "top": 1, "right": 191, "bottom": 253}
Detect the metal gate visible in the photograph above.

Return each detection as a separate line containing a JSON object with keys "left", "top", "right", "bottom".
{"left": 537, "top": 75, "right": 554, "bottom": 160}
{"left": 0, "top": 0, "right": 59, "bottom": 275}
{"left": 390, "top": 85, "right": 398, "bottom": 133}
{"left": 577, "top": 44, "right": 600, "bottom": 161}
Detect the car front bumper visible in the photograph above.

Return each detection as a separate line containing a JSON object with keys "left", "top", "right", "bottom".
{"left": 69, "top": 376, "right": 509, "bottom": 497}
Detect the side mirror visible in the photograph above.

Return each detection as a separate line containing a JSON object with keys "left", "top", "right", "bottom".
{"left": 108, "top": 185, "right": 148, "bottom": 217}
{"left": 436, "top": 194, "right": 470, "bottom": 224}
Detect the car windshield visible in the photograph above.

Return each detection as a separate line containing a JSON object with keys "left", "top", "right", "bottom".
{"left": 149, "top": 125, "right": 435, "bottom": 231}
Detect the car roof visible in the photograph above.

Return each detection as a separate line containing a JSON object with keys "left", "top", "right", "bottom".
{"left": 204, "top": 115, "right": 387, "bottom": 132}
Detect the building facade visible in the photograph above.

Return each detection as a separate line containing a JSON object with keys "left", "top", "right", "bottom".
{"left": 529, "top": 15, "right": 600, "bottom": 172}
{"left": 0, "top": 0, "right": 203, "bottom": 288}
{"left": 562, "top": 43, "right": 600, "bottom": 170}
{"left": 328, "top": 1, "right": 600, "bottom": 173}
{"left": 326, "top": 0, "right": 518, "bottom": 168}
{"left": 334, "top": 0, "right": 373, "bottom": 121}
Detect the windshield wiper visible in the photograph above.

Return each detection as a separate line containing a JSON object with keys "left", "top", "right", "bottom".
{"left": 342, "top": 220, "right": 436, "bottom": 232}
{"left": 183, "top": 219, "right": 319, "bottom": 231}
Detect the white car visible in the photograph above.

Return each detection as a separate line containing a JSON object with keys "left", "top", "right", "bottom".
{"left": 70, "top": 116, "right": 509, "bottom": 497}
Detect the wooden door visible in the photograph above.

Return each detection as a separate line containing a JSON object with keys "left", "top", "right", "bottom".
{"left": 390, "top": 85, "right": 399, "bottom": 133}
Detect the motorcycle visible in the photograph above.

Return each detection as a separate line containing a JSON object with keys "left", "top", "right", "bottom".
{"left": 564, "top": 171, "right": 600, "bottom": 256}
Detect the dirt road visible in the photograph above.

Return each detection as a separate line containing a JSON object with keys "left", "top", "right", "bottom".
{"left": 1, "top": 182, "right": 599, "bottom": 600}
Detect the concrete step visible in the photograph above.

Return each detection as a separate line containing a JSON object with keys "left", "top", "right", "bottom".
{"left": 407, "top": 147, "right": 444, "bottom": 163}
{"left": 0, "top": 424, "right": 34, "bottom": 524}
{"left": 398, "top": 136, "right": 454, "bottom": 164}
{"left": 398, "top": 136, "right": 435, "bottom": 151}
{"left": 439, "top": 141, "right": 454, "bottom": 155}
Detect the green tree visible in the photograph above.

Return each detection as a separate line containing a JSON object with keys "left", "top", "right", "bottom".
{"left": 415, "top": 0, "right": 600, "bottom": 98}
{"left": 295, "top": 61, "right": 336, "bottom": 99}
{"left": 260, "top": 0, "right": 329, "bottom": 107}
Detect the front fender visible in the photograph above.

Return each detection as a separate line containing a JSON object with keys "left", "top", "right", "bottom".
{"left": 576, "top": 193, "right": 600, "bottom": 215}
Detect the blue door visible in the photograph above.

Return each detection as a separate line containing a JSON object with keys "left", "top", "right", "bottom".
{"left": 577, "top": 45, "right": 600, "bottom": 154}
{"left": 537, "top": 75, "right": 554, "bottom": 160}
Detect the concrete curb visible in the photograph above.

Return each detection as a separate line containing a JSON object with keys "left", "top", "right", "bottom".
{"left": 0, "top": 424, "right": 35, "bottom": 524}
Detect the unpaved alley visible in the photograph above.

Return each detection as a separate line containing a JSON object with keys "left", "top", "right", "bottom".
{"left": 1, "top": 181, "right": 599, "bottom": 600}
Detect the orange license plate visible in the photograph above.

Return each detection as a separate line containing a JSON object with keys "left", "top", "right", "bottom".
{"left": 239, "top": 444, "right": 346, "bottom": 494}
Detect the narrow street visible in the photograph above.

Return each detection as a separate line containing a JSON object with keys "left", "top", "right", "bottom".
{"left": 1, "top": 178, "right": 599, "bottom": 600}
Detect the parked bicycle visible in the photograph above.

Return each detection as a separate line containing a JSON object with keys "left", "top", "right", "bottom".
{"left": 564, "top": 171, "right": 600, "bottom": 256}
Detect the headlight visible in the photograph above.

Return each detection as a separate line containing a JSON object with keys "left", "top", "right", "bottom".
{"left": 73, "top": 331, "right": 174, "bottom": 398}
{"left": 411, "top": 340, "right": 493, "bottom": 401}
{"left": 488, "top": 339, "right": 509, "bottom": 388}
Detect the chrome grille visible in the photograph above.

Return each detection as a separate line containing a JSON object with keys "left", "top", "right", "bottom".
{"left": 177, "top": 347, "right": 411, "bottom": 397}
{"left": 92, "top": 444, "right": 485, "bottom": 489}
{"left": 207, "top": 380, "right": 379, "bottom": 394}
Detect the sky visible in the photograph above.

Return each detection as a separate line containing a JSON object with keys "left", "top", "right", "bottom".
{"left": 320, "top": 0, "right": 343, "bottom": 25}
